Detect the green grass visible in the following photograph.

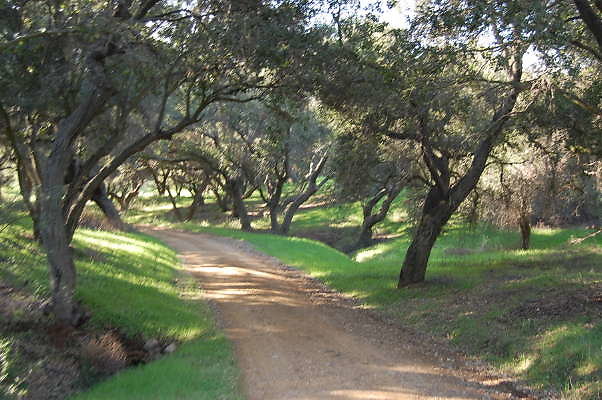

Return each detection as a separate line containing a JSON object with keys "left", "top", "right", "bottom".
{"left": 74, "top": 335, "right": 240, "bottom": 400}
{"left": 0, "top": 213, "right": 242, "bottom": 400}
{"left": 172, "top": 220, "right": 602, "bottom": 399}
{"left": 123, "top": 189, "right": 602, "bottom": 397}
{"left": 125, "top": 190, "right": 409, "bottom": 250}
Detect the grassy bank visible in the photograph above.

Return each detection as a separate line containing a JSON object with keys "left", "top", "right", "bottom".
{"left": 0, "top": 213, "right": 241, "bottom": 400}
{"left": 123, "top": 192, "right": 602, "bottom": 397}
{"left": 174, "top": 221, "right": 602, "bottom": 399}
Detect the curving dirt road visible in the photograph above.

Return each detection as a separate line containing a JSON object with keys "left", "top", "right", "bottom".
{"left": 145, "top": 228, "right": 521, "bottom": 400}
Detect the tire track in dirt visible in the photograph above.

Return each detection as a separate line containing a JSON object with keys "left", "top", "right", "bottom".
{"left": 145, "top": 227, "right": 521, "bottom": 400}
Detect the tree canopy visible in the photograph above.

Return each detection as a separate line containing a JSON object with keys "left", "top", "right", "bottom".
{"left": 0, "top": 0, "right": 600, "bottom": 323}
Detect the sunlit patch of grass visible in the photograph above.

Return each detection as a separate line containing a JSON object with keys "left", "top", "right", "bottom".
{"left": 511, "top": 353, "right": 535, "bottom": 374}
{"left": 0, "top": 211, "right": 241, "bottom": 400}
{"left": 354, "top": 246, "right": 388, "bottom": 262}
{"left": 524, "top": 324, "right": 602, "bottom": 392}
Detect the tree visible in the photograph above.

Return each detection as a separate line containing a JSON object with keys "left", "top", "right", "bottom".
{"left": 142, "top": 152, "right": 212, "bottom": 221}
{"left": 333, "top": 128, "right": 411, "bottom": 250}
{"left": 485, "top": 162, "right": 537, "bottom": 250}
{"left": 254, "top": 100, "right": 334, "bottom": 234}
{"left": 106, "top": 159, "right": 149, "bottom": 212}
{"left": 0, "top": 0, "right": 321, "bottom": 325}
{"left": 275, "top": 146, "right": 331, "bottom": 234}
{"left": 468, "top": 127, "right": 601, "bottom": 250}
{"left": 161, "top": 98, "right": 334, "bottom": 233}
{"left": 314, "top": 4, "right": 533, "bottom": 286}
{"left": 173, "top": 103, "right": 263, "bottom": 231}
{"left": 410, "top": 0, "right": 602, "bottom": 153}
{"left": 394, "top": 11, "right": 529, "bottom": 286}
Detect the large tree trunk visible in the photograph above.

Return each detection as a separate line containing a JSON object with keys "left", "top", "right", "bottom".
{"left": 279, "top": 202, "right": 299, "bottom": 235}
{"left": 398, "top": 212, "right": 448, "bottom": 285}
{"left": 279, "top": 181, "right": 323, "bottom": 235}
{"left": 353, "top": 185, "right": 402, "bottom": 250}
{"left": 398, "top": 188, "right": 452, "bottom": 286}
{"left": 229, "top": 178, "right": 252, "bottom": 231}
{"left": 279, "top": 154, "right": 330, "bottom": 235}
{"left": 213, "top": 188, "right": 232, "bottom": 212}
{"left": 269, "top": 205, "right": 281, "bottom": 232}
{"left": 397, "top": 49, "right": 523, "bottom": 287}
{"left": 265, "top": 179, "right": 285, "bottom": 233}
{"left": 38, "top": 184, "right": 81, "bottom": 325}
{"left": 354, "top": 223, "right": 375, "bottom": 249}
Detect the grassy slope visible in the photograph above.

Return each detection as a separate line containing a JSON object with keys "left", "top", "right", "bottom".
{"left": 144, "top": 193, "right": 602, "bottom": 399}
{"left": 0, "top": 215, "right": 241, "bottom": 400}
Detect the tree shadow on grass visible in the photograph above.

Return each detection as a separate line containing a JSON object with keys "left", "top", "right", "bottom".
{"left": 77, "top": 269, "right": 206, "bottom": 339}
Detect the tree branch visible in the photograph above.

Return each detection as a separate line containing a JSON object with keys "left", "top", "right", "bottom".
{"left": 573, "top": 0, "right": 602, "bottom": 54}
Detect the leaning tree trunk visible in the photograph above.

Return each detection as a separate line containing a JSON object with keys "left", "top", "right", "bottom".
{"left": 279, "top": 152, "right": 330, "bottom": 235}
{"left": 396, "top": 44, "right": 523, "bottom": 288}
{"left": 398, "top": 187, "right": 452, "bottom": 287}
{"left": 92, "top": 183, "right": 131, "bottom": 231}
{"left": 279, "top": 185, "right": 321, "bottom": 235}
{"left": 353, "top": 185, "right": 401, "bottom": 251}
{"left": 354, "top": 210, "right": 381, "bottom": 251}
{"left": 279, "top": 178, "right": 328, "bottom": 235}
{"left": 399, "top": 210, "right": 450, "bottom": 286}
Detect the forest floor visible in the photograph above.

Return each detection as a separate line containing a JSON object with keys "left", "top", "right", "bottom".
{"left": 145, "top": 226, "right": 537, "bottom": 400}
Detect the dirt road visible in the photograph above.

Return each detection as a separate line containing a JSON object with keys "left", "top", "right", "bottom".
{"left": 146, "top": 228, "right": 519, "bottom": 400}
